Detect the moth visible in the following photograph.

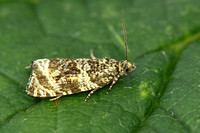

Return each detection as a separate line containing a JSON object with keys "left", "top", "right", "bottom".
{"left": 26, "top": 12, "right": 136, "bottom": 101}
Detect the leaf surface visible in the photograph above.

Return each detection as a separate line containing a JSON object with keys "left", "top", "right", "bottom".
{"left": 0, "top": 0, "right": 200, "bottom": 133}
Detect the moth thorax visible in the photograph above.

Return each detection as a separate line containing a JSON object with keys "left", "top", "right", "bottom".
{"left": 119, "top": 60, "right": 136, "bottom": 76}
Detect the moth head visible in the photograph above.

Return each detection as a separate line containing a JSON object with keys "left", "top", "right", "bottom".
{"left": 118, "top": 12, "right": 136, "bottom": 76}
{"left": 119, "top": 60, "right": 136, "bottom": 76}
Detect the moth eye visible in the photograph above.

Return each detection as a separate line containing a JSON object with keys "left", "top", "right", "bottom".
{"left": 125, "top": 68, "right": 129, "bottom": 72}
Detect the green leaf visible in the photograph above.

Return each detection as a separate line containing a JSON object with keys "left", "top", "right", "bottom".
{"left": 0, "top": 0, "right": 200, "bottom": 133}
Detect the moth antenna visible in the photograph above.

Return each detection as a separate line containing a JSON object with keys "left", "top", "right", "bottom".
{"left": 122, "top": 10, "right": 128, "bottom": 61}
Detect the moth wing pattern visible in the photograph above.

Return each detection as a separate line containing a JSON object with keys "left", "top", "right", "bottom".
{"left": 26, "top": 58, "right": 118, "bottom": 99}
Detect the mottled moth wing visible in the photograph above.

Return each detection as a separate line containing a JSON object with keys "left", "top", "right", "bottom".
{"left": 26, "top": 58, "right": 119, "bottom": 98}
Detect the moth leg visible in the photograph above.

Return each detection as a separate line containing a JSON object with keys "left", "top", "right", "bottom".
{"left": 106, "top": 76, "right": 119, "bottom": 94}
{"left": 25, "top": 61, "right": 34, "bottom": 69}
{"left": 49, "top": 96, "right": 62, "bottom": 101}
{"left": 25, "top": 64, "right": 32, "bottom": 69}
{"left": 25, "top": 65, "right": 31, "bottom": 69}
{"left": 85, "top": 88, "right": 99, "bottom": 102}
{"left": 90, "top": 49, "right": 96, "bottom": 59}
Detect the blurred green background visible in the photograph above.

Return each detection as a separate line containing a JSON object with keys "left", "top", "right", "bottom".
{"left": 0, "top": 0, "right": 200, "bottom": 133}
